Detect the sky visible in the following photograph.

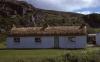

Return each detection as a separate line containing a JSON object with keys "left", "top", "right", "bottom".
{"left": 23, "top": 0, "right": 100, "bottom": 14}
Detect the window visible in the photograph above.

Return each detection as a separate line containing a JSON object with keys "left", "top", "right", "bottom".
{"left": 68, "top": 36, "right": 76, "bottom": 42}
{"left": 14, "top": 37, "right": 20, "bottom": 43}
{"left": 35, "top": 37, "right": 41, "bottom": 43}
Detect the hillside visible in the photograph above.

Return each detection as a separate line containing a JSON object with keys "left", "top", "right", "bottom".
{"left": 0, "top": 0, "right": 100, "bottom": 32}
{"left": 83, "top": 13, "right": 100, "bottom": 28}
{"left": 32, "top": 9, "right": 84, "bottom": 26}
{"left": 0, "top": 0, "right": 34, "bottom": 31}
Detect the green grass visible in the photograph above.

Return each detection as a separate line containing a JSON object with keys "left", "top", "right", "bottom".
{"left": 0, "top": 49, "right": 67, "bottom": 57}
{"left": 0, "top": 34, "right": 7, "bottom": 48}
{"left": 0, "top": 47, "right": 99, "bottom": 57}
{"left": 0, "top": 43, "right": 5, "bottom": 48}
{"left": 0, "top": 47, "right": 99, "bottom": 62}
{"left": 94, "top": 28, "right": 100, "bottom": 33}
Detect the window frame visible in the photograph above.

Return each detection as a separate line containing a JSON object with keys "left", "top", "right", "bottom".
{"left": 68, "top": 36, "right": 76, "bottom": 42}
{"left": 35, "top": 37, "right": 41, "bottom": 43}
{"left": 14, "top": 37, "right": 20, "bottom": 43}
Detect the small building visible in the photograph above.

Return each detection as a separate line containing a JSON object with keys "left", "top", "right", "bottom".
{"left": 7, "top": 26, "right": 87, "bottom": 48}
{"left": 87, "top": 34, "right": 96, "bottom": 44}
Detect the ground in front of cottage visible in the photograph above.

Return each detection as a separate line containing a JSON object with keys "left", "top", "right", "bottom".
{"left": 0, "top": 44, "right": 99, "bottom": 62}
{"left": 0, "top": 46, "right": 99, "bottom": 57}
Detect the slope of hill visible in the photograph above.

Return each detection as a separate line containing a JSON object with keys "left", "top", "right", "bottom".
{"left": 0, "top": 0, "right": 100, "bottom": 32}
{"left": 83, "top": 13, "right": 100, "bottom": 28}
{"left": 32, "top": 9, "right": 85, "bottom": 26}
{"left": 0, "top": 0, "right": 35, "bottom": 31}
{"left": 0, "top": 0, "right": 34, "bottom": 16}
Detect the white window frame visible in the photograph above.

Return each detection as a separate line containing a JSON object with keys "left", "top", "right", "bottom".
{"left": 68, "top": 36, "right": 76, "bottom": 42}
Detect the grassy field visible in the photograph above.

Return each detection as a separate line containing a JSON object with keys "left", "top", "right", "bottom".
{"left": 0, "top": 47, "right": 99, "bottom": 57}
{"left": 0, "top": 49, "right": 67, "bottom": 57}
{"left": 0, "top": 47, "right": 99, "bottom": 62}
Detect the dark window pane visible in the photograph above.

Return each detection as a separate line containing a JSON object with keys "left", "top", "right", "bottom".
{"left": 68, "top": 36, "right": 76, "bottom": 42}
{"left": 14, "top": 37, "right": 20, "bottom": 43}
{"left": 35, "top": 37, "right": 41, "bottom": 43}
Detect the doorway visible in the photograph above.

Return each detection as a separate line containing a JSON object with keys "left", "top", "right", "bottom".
{"left": 54, "top": 36, "right": 59, "bottom": 48}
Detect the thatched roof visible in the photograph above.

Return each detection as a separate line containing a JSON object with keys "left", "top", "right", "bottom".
{"left": 9, "top": 26, "right": 87, "bottom": 36}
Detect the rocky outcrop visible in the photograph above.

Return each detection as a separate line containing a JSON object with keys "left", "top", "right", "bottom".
{"left": 0, "top": 0, "right": 34, "bottom": 16}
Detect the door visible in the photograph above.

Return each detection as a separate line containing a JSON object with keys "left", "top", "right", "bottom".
{"left": 54, "top": 36, "right": 59, "bottom": 48}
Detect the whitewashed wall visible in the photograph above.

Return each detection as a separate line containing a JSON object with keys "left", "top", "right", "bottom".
{"left": 7, "top": 36, "right": 54, "bottom": 48}
{"left": 96, "top": 33, "right": 100, "bottom": 46}
{"left": 59, "top": 36, "right": 87, "bottom": 48}
{"left": 7, "top": 36, "right": 87, "bottom": 48}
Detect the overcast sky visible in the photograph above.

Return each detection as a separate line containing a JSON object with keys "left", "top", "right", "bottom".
{"left": 24, "top": 0, "right": 100, "bottom": 14}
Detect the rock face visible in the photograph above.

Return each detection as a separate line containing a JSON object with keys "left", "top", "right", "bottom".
{"left": 0, "top": 0, "right": 34, "bottom": 16}
{"left": 0, "top": 0, "right": 36, "bottom": 31}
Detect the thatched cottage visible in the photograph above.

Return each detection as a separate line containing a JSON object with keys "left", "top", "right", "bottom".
{"left": 7, "top": 26, "right": 87, "bottom": 48}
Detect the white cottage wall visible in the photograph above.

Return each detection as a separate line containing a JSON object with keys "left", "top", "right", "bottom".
{"left": 96, "top": 33, "right": 100, "bottom": 46}
{"left": 59, "top": 36, "right": 87, "bottom": 48}
{"left": 7, "top": 36, "right": 87, "bottom": 48}
{"left": 7, "top": 36, "right": 54, "bottom": 48}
